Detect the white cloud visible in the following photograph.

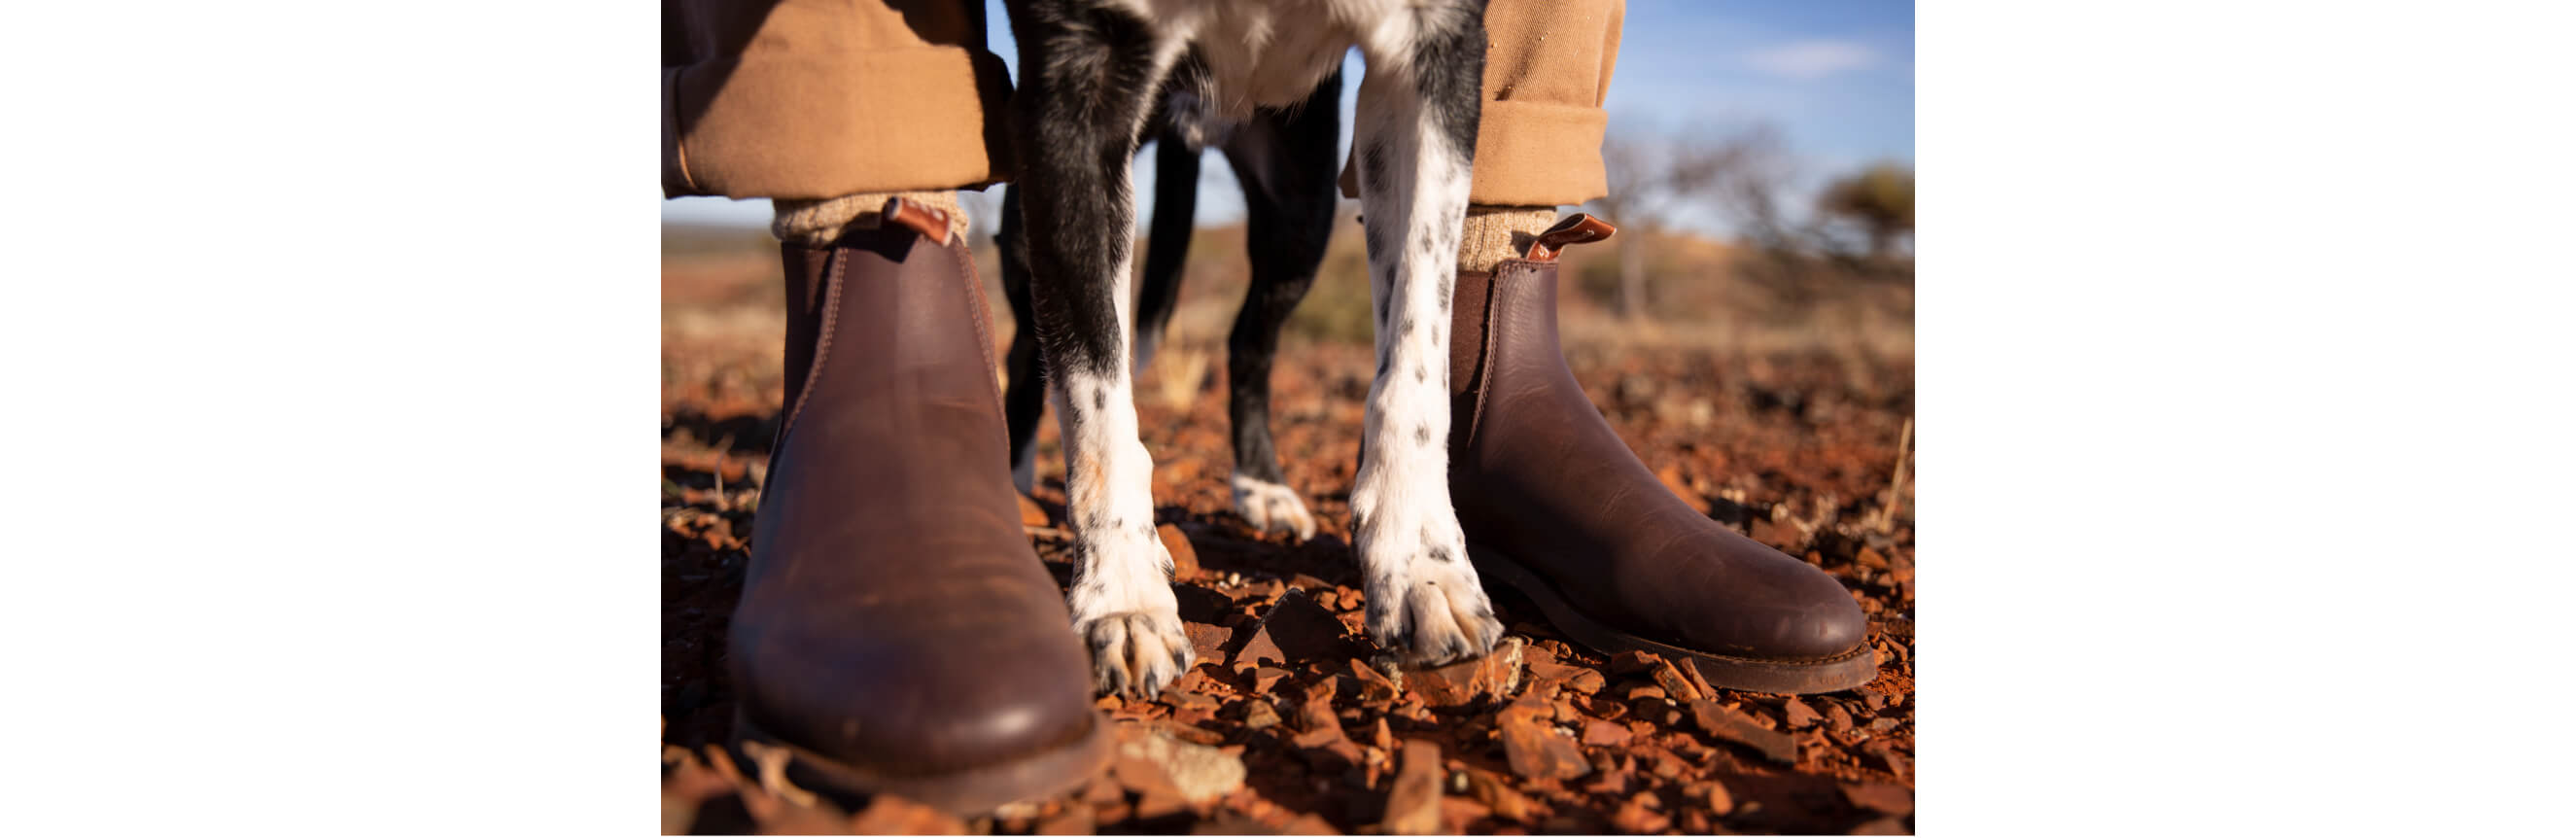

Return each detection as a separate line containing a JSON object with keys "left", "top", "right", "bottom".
{"left": 1745, "top": 39, "right": 1878, "bottom": 80}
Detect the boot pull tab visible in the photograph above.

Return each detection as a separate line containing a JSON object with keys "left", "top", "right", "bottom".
{"left": 1523, "top": 213, "right": 1618, "bottom": 262}
{"left": 882, "top": 196, "right": 956, "bottom": 244}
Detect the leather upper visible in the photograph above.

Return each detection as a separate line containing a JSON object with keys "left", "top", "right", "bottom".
{"left": 1447, "top": 255, "right": 1867, "bottom": 661}
{"left": 728, "top": 225, "right": 1097, "bottom": 775}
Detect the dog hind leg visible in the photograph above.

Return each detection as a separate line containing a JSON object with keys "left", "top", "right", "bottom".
{"left": 1220, "top": 70, "right": 1343, "bottom": 541}
{"left": 1131, "top": 127, "right": 1201, "bottom": 375}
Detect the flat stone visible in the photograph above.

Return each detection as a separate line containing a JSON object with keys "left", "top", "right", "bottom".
{"left": 1650, "top": 660, "right": 1703, "bottom": 702}
{"left": 1112, "top": 730, "right": 1246, "bottom": 806}
{"left": 1782, "top": 697, "right": 1823, "bottom": 729}
{"left": 1689, "top": 700, "right": 1798, "bottom": 764}
{"left": 1184, "top": 623, "right": 1234, "bottom": 668}
{"left": 1242, "top": 699, "right": 1282, "bottom": 730}
{"left": 1407, "top": 636, "right": 1525, "bottom": 707}
{"left": 1498, "top": 699, "right": 1591, "bottom": 781}
{"left": 1581, "top": 718, "right": 1633, "bottom": 748}
{"left": 1018, "top": 494, "right": 1050, "bottom": 527}
{"left": 1608, "top": 650, "right": 1659, "bottom": 675}
{"left": 1840, "top": 782, "right": 1914, "bottom": 816}
{"left": 1379, "top": 740, "right": 1444, "bottom": 835}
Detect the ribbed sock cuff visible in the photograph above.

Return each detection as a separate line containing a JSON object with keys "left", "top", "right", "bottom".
{"left": 771, "top": 191, "right": 969, "bottom": 247}
{"left": 1458, "top": 206, "right": 1560, "bottom": 273}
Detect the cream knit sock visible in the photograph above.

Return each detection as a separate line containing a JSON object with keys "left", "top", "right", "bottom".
{"left": 771, "top": 191, "right": 970, "bottom": 247}
{"left": 1457, "top": 205, "right": 1560, "bottom": 272}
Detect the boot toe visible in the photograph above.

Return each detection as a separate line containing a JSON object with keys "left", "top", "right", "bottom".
{"left": 1654, "top": 531, "right": 1871, "bottom": 661}
{"left": 733, "top": 609, "right": 1098, "bottom": 776}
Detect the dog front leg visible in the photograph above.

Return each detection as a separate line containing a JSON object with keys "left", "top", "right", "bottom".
{"left": 1008, "top": 3, "right": 1190, "bottom": 697}
{"left": 1348, "top": 11, "right": 1504, "bottom": 667}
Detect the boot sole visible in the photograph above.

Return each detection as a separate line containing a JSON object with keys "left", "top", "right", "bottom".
{"left": 1469, "top": 542, "right": 1880, "bottom": 695}
{"left": 727, "top": 707, "right": 1111, "bottom": 818}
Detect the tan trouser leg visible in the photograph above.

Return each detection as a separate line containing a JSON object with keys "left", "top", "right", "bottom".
{"left": 662, "top": 0, "right": 1015, "bottom": 199}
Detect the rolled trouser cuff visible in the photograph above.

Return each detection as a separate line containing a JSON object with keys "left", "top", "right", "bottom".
{"left": 1463, "top": 99, "right": 1609, "bottom": 207}
{"left": 664, "top": 45, "right": 1015, "bottom": 199}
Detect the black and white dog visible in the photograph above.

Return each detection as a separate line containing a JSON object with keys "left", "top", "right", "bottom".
{"left": 997, "top": 70, "right": 1345, "bottom": 542}
{"left": 999, "top": 0, "right": 1504, "bottom": 697}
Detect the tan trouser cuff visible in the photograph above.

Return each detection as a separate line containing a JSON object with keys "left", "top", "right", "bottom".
{"left": 1464, "top": 101, "right": 1610, "bottom": 207}
{"left": 665, "top": 47, "right": 1016, "bottom": 199}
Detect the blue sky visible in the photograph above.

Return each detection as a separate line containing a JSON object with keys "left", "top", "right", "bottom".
{"left": 664, "top": 0, "right": 1913, "bottom": 237}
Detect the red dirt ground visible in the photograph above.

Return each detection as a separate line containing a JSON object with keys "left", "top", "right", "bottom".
{"left": 661, "top": 239, "right": 1914, "bottom": 835}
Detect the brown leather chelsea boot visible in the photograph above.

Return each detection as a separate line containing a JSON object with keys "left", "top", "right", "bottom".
{"left": 1445, "top": 214, "right": 1879, "bottom": 695}
{"left": 725, "top": 199, "right": 1109, "bottom": 814}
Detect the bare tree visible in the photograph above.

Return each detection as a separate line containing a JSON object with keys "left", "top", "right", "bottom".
{"left": 1592, "top": 122, "right": 1793, "bottom": 320}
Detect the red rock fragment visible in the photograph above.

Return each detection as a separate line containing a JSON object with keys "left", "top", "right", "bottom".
{"left": 1235, "top": 590, "right": 1357, "bottom": 670}
{"left": 1408, "top": 636, "right": 1525, "bottom": 707}
{"left": 1033, "top": 803, "right": 1095, "bottom": 835}
{"left": 1131, "top": 788, "right": 1189, "bottom": 821}
{"left": 1184, "top": 623, "right": 1233, "bottom": 665}
{"left": 1751, "top": 515, "right": 1807, "bottom": 550}
{"left": 1782, "top": 697, "right": 1822, "bottom": 729}
{"left": 1853, "top": 817, "right": 1911, "bottom": 835}
{"left": 1825, "top": 700, "right": 1856, "bottom": 733}
{"left": 1696, "top": 780, "right": 1736, "bottom": 815}
{"left": 1608, "top": 650, "right": 1659, "bottom": 675}
{"left": 1611, "top": 798, "right": 1671, "bottom": 833}
{"left": 1233, "top": 622, "right": 1287, "bottom": 672}
{"left": 1498, "top": 698, "right": 1591, "bottom": 781}
{"left": 1581, "top": 718, "right": 1632, "bottom": 748}
{"left": 1379, "top": 740, "right": 1445, "bottom": 835}
{"left": 1438, "top": 796, "right": 1491, "bottom": 833}
{"left": 1249, "top": 666, "right": 1293, "bottom": 694}
{"left": 849, "top": 794, "right": 966, "bottom": 835}
{"left": 1347, "top": 658, "right": 1403, "bottom": 704}
{"left": 1018, "top": 494, "right": 1051, "bottom": 527}
{"left": 1840, "top": 782, "right": 1914, "bottom": 816}
{"left": 1463, "top": 768, "right": 1537, "bottom": 822}
{"left": 1689, "top": 700, "right": 1798, "bottom": 764}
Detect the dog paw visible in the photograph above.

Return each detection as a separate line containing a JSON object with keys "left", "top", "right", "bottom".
{"left": 1353, "top": 519, "right": 1504, "bottom": 667}
{"left": 1066, "top": 528, "right": 1193, "bottom": 697}
{"left": 1074, "top": 609, "right": 1194, "bottom": 698}
{"left": 1230, "top": 473, "right": 1317, "bottom": 541}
